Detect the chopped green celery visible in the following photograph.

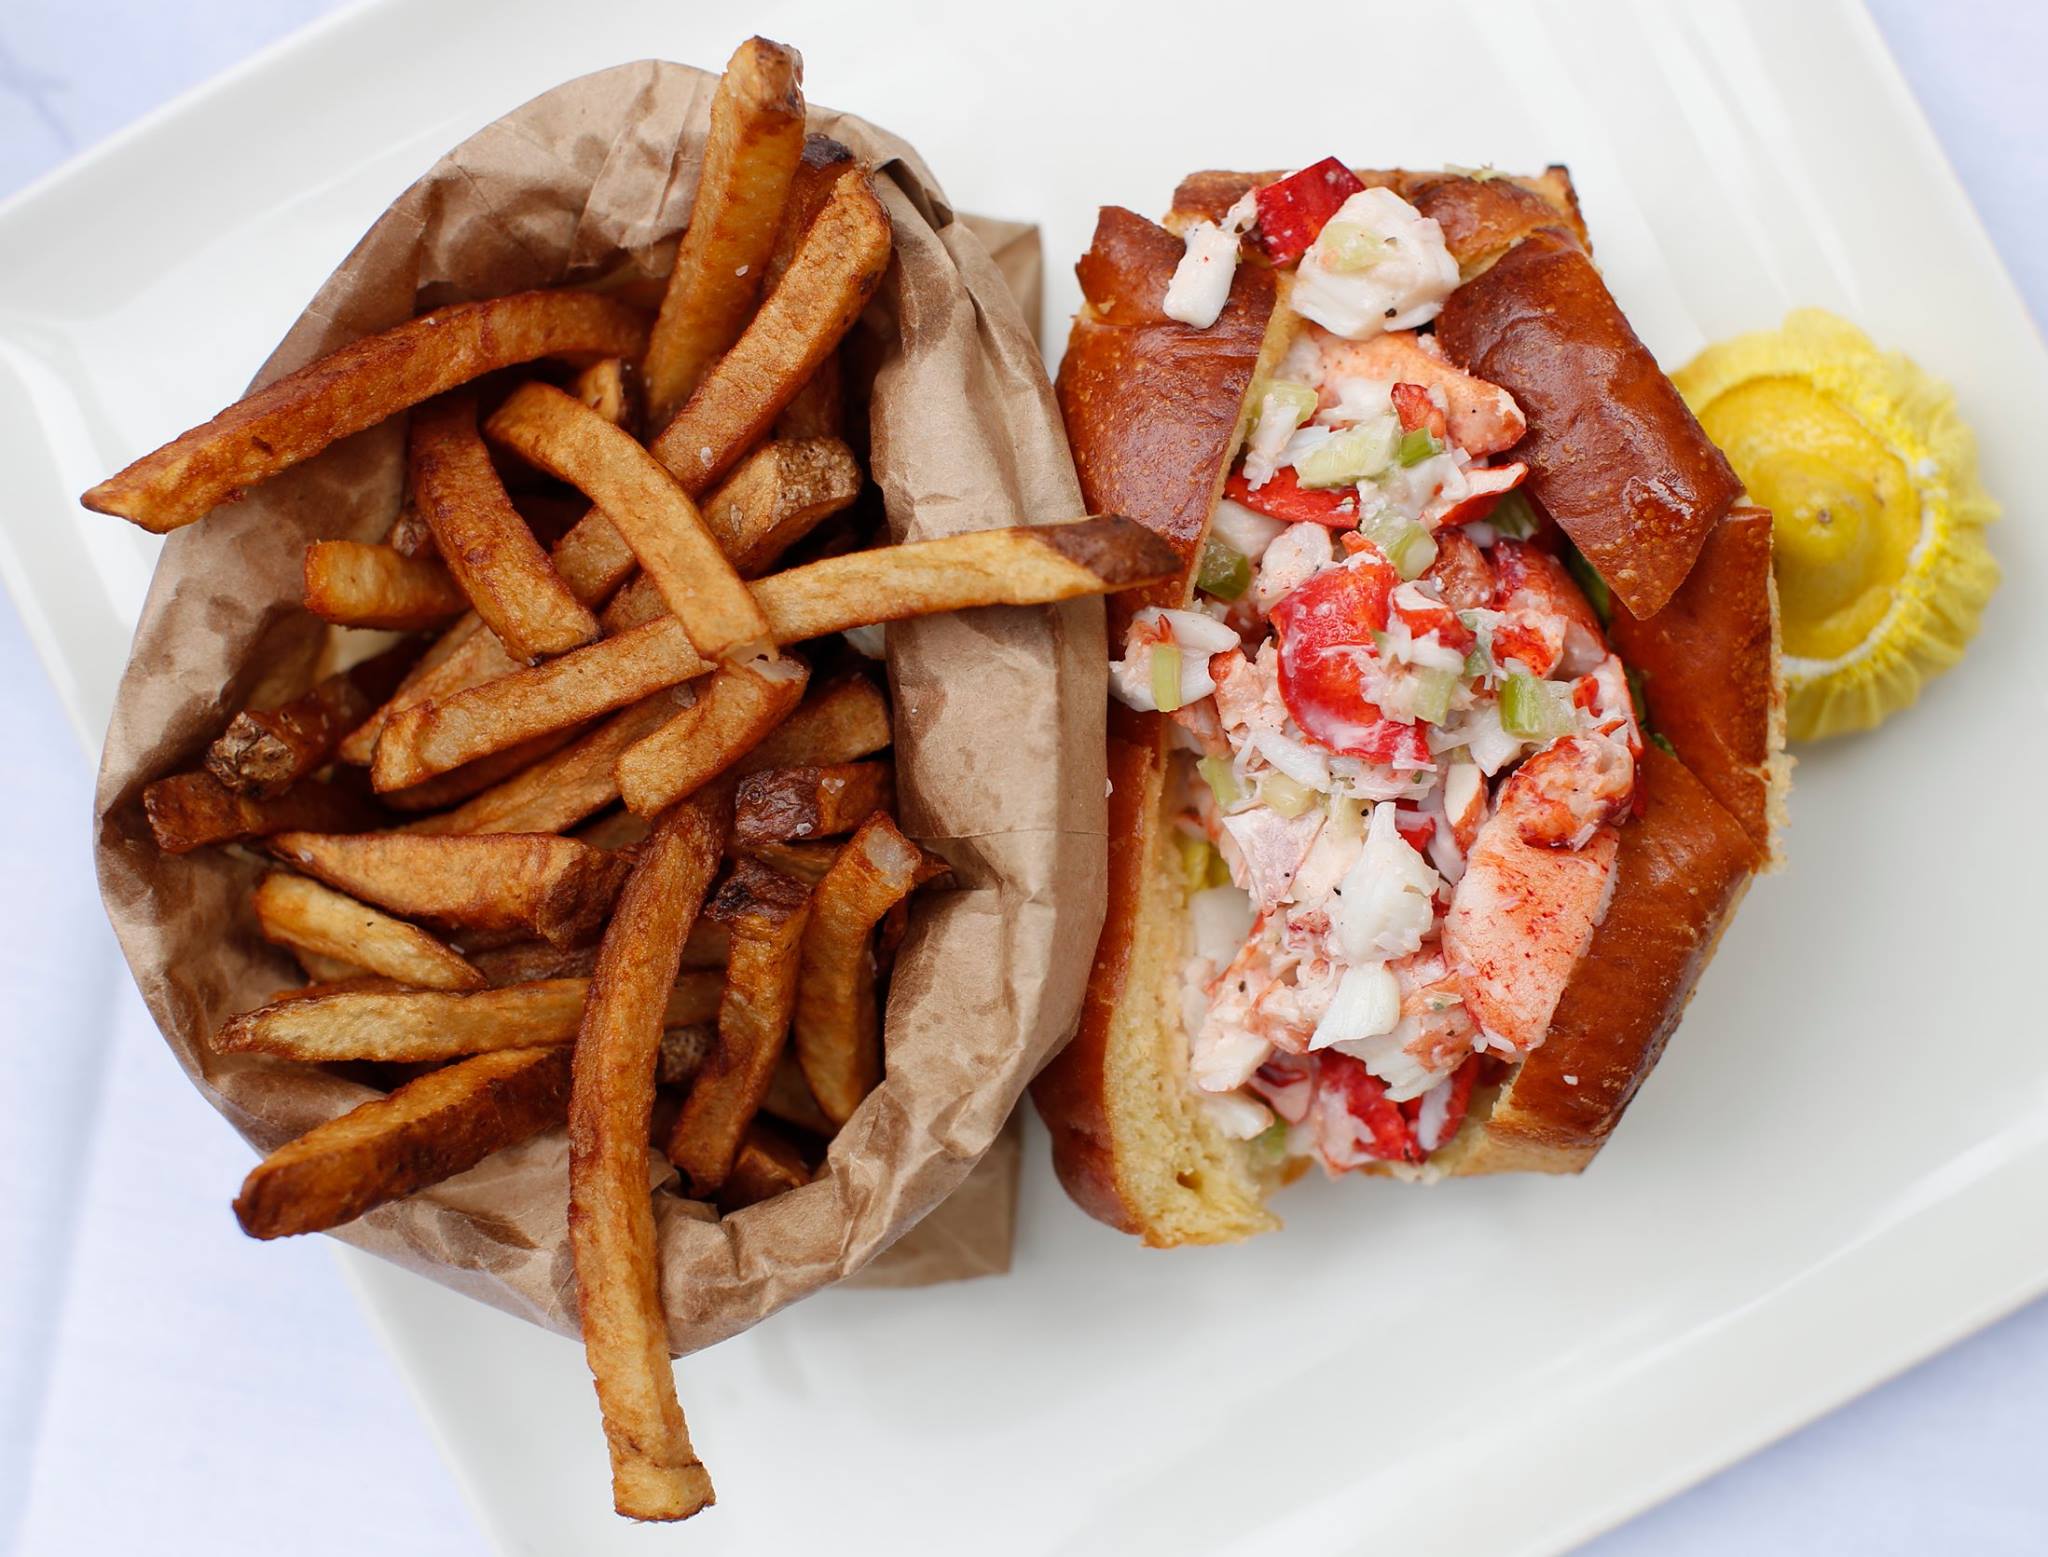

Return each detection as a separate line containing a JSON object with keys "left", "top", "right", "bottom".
{"left": 1562, "top": 544, "right": 1614, "bottom": 624}
{"left": 1251, "top": 1119, "right": 1290, "bottom": 1162}
{"left": 1396, "top": 426, "right": 1443, "bottom": 468}
{"left": 1463, "top": 639, "right": 1494, "bottom": 680}
{"left": 1487, "top": 490, "right": 1540, "bottom": 539}
{"left": 1499, "top": 673, "right": 1575, "bottom": 741}
{"left": 1150, "top": 645, "right": 1184, "bottom": 712}
{"left": 1318, "top": 220, "right": 1388, "bottom": 272}
{"left": 1410, "top": 666, "right": 1460, "bottom": 724}
{"left": 1622, "top": 664, "right": 1651, "bottom": 727}
{"left": 1294, "top": 422, "right": 1395, "bottom": 488}
{"left": 1197, "top": 755, "right": 1246, "bottom": 811}
{"left": 1328, "top": 795, "right": 1366, "bottom": 839}
{"left": 1363, "top": 514, "right": 1438, "bottom": 580}
{"left": 1261, "top": 380, "right": 1319, "bottom": 428}
{"left": 1206, "top": 846, "right": 1234, "bottom": 889}
{"left": 1258, "top": 773, "right": 1317, "bottom": 819}
{"left": 1197, "top": 539, "right": 1251, "bottom": 601}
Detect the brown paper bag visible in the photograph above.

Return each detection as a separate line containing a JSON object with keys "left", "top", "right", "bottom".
{"left": 91, "top": 59, "right": 1100, "bottom": 1353}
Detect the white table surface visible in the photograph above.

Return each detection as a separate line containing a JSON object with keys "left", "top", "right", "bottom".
{"left": 3, "top": 2, "right": 2043, "bottom": 1553}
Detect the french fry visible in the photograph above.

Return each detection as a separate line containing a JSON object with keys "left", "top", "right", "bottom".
{"left": 376, "top": 727, "right": 589, "bottom": 813}
{"left": 304, "top": 541, "right": 469, "bottom": 629}
{"left": 469, "top": 918, "right": 728, "bottom": 986}
{"left": 487, "top": 384, "right": 768, "bottom": 659}
{"left": 739, "top": 673, "right": 889, "bottom": 772}
{"left": 793, "top": 813, "right": 948, "bottom": 1124}
{"left": 696, "top": 437, "right": 862, "bottom": 576}
{"left": 269, "top": 830, "right": 627, "bottom": 946}
{"left": 234, "top": 1045, "right": 575, "bottom": 1240}
{"left": 617, "top": 654, "right": 809, "bottom": 818}
{"left": 642, "top": 37, "right": 807, "bottom": 427}
{"left": 569, "top": 356, "right": 639, "bottom": 433}
{"left": 83, "top": 290, "right": 651, "bottom": 533}
{"left": 410, "top": 394, "right": 599, "bottom": 661}
{"left": 253, "top": 871, "right": 483, "bottom": 991}
{"left": 576, "top": 809, "right": 652, "bottom": 853}
{"left": 761, "top": 136, "right": 860, "bottom": 442}
{"left": 372, "top": 518, "right": 1175, "bottom": 786}
{"left": 206, "top": 643, "right": 415, "bottom": 798}
{"left": 386, "top": 502, "right": 436, "bottom": 558}
{"left": 650, "top": 169, "right": 892, "bottom": 492}
{"left": 294, "top": 948, "right": 366, "bottom": 984}
{"left": 143, "top": 771, "right": 378, "bottom": 855}
{"left": 731, "top": 762, "right": 894, "bottom": 847}
{"left": 759, "top": 1049, "right": 835, "bottom": 1134}
{"left": 666, "top": 861, "right": 812, "bottom": 1196}
{"left": 719, "top": 1121, "right": 812, "bottom": 1211}
{"left": 734, "top": 839, "right": 840, "bottom": 885}
{"left": 218, "top": 974, "right": 721, "bottom": 1063}
{"left": 567, "top": 787, "right": 728, "bottom": 1521}
{"left": 405, "top": 690, "right": 691, "bottom": 836}
{"left": 773, "top": 356, "right": 843, "bottom": 441}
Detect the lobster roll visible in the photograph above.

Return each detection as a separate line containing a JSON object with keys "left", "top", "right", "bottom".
{"left": 1033, "top": 163, "right": 1785, "bottom": 1245}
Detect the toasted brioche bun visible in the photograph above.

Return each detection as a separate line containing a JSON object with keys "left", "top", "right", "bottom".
{"left": 1035, "top": 180, "right": 1781, "bottom": 1244}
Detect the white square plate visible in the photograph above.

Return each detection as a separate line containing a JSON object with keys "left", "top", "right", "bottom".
{"left": 5, "top": 1, "right": 2043, "bottom": 1552}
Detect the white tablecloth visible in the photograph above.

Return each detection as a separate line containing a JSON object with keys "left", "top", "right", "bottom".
{"left": 2, "top": 2, "right": 2042, "bottom": 1552}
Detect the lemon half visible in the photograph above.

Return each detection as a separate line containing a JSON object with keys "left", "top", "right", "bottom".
{"left": 1674, "top": 308, "right": 2000, "bottom": 742}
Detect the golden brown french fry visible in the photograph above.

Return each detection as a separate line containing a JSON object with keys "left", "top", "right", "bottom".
{"left": 575, "top": 809, "right": 652, "bottom": 853}
{"left": 469, "top": 918, "right": 728, "bottom": 986}
{"left": 376, "top": 727, "right": 589, "bottom": 813}
{"left": 739, "top": 673, "right": 888, "bottom": 772}
{"left": 268, "top": 830, "right": 627, "bottom": 946}
{"left": 294, "top": 948, "right": 365, "bottom": 984}
{"left": 303, "top": 541, "right": 469, "bottom": 630}
{"left": 206, "top": 644, "right": 415, "bottom": 798}
{"left": 409, "top": 394, "right": 599, "bottom": 661}
{"left": 650, "top": 168, "right": 891, "bottom": 492}
{"left": 568, "top": 788, "right": 728, "bottom": 1521}
{"left": 793, "top": 813, "right": 948, "bottom": 1124}
{"left": 697, "top": 437, "right": 862, "bottom": 576}
{"left": 773, "top": 356, "right": 843, "bottom": 441}
{"left": 759, "top": 1050, "right": 834, "bottom": 1135}
{"left": 233, "top": 1046, "right": 574, "bottom": 1240}
{"left": 719, "top": 1121, "right": 813, "bottom": 1211}
{"left": 218, "top": 974, "right": 721, "bottom": 1063}
{"left": 731, "top": 762, "right": 893, "bottom": 847}
{"left": 642, "top": 37, "right": 807, "bottom": 427}
{"left": 761, "top": 137, "right": 860, "bottom": 442}
{"left": 569, "top": 356, "right": 639, "bottom": 433}
{"left": 83, "top": 290, "right": 650, "bottom": 533}
{"left": 253, "top": 871, "right": 482, "bottom": 991}
{"left": 617, "top": 654, "right": 808, "bottom": 818}
{"left": 486, "top": 384, "right": 770, "bottom": 662}
{"left": 665, "top": 861, "right": 811, "bottom": 1196}
{"left": 405, "top": 690, "right": 690, "bottom": 836}
{"left": 372, "top": 518, "right": 1174, "bottom": 785}
{"left": 734, "top": 839, "right": 841, "bottom": 886}
{"left": 143, "top": 771, "right": 378, "bottom": 855}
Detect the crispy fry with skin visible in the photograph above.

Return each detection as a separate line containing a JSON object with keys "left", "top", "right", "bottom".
{"left": 576, "top": 809, "right": 651, "bottom": 852}
{"left": 143, "top": 771, "right": 377, "bottom": 855}
{"left": 233, "top": 1046, "right": 575, "bottom": 1240}
{"left": 253, "top": 871, "right": 482, "bottom": 991}
{"left": 405, "top": 690, "right": 691, "bottom": 836}
{"left": 731, "top": 762, "right": 893, "bottom": 847}
{"left": 617, "top": 654, "right": 808, "bottom": 818}
{"left": 268, "top": 830, "right": 627, "bottom": 946}
{"left": 666, "top": 862, "right": 811, "bottom": 1195}
{"left": 376, "top": 727, "right": 588, "bottom": 813}
{"left": 206, "top": 644, "right": 415, "bottom": 798}
{"left": 762, "top": 138, "right": 860, "bottom": 441}
{"left": 294, "top": 948, "right": 365, "bottom": 983}
{"left": 697, "top": 437, "right": 862, "bottom": 576}
{"left": 82, "top": 290, "right": 650, "bottom": 533}
{"left": 410, "top": 394, "right": 598, "bottom": 660}
{"left": 304, "top": 541, "right": 469, "bottom": 629}
{"left": 218, "top": 974, "right": 721, "bottom": 1063}
{"left": 569, "top": 356, "right": 639, "bottom": 433}
{"left": 739, "top": 673, "right": 888, "bottom": 772}
{"left": 650, "top": 170, "right": 891, "bottom": 492}
{"left": 719, "top": 1121, "right": 813, "bottom": 1211}
{"left": 486, "top": 384, "right": 770, "bottom": 660}
{"left": 568, "top": 788, "right": 728, "bottom": 1521}
{"left": 794, "top": 813, "right": 948, "bottom": 1124}
{"left": 372, "top": 518, "right": 1173, "bottom": 784}
{"left": 642, "top": 37, "right": 807, "bottom": 427}
{"left": 735, "top": 839, "right": 840, "bottom": 885}
{"left": 469, "top": 919, "right": 728, "bottom": 986}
